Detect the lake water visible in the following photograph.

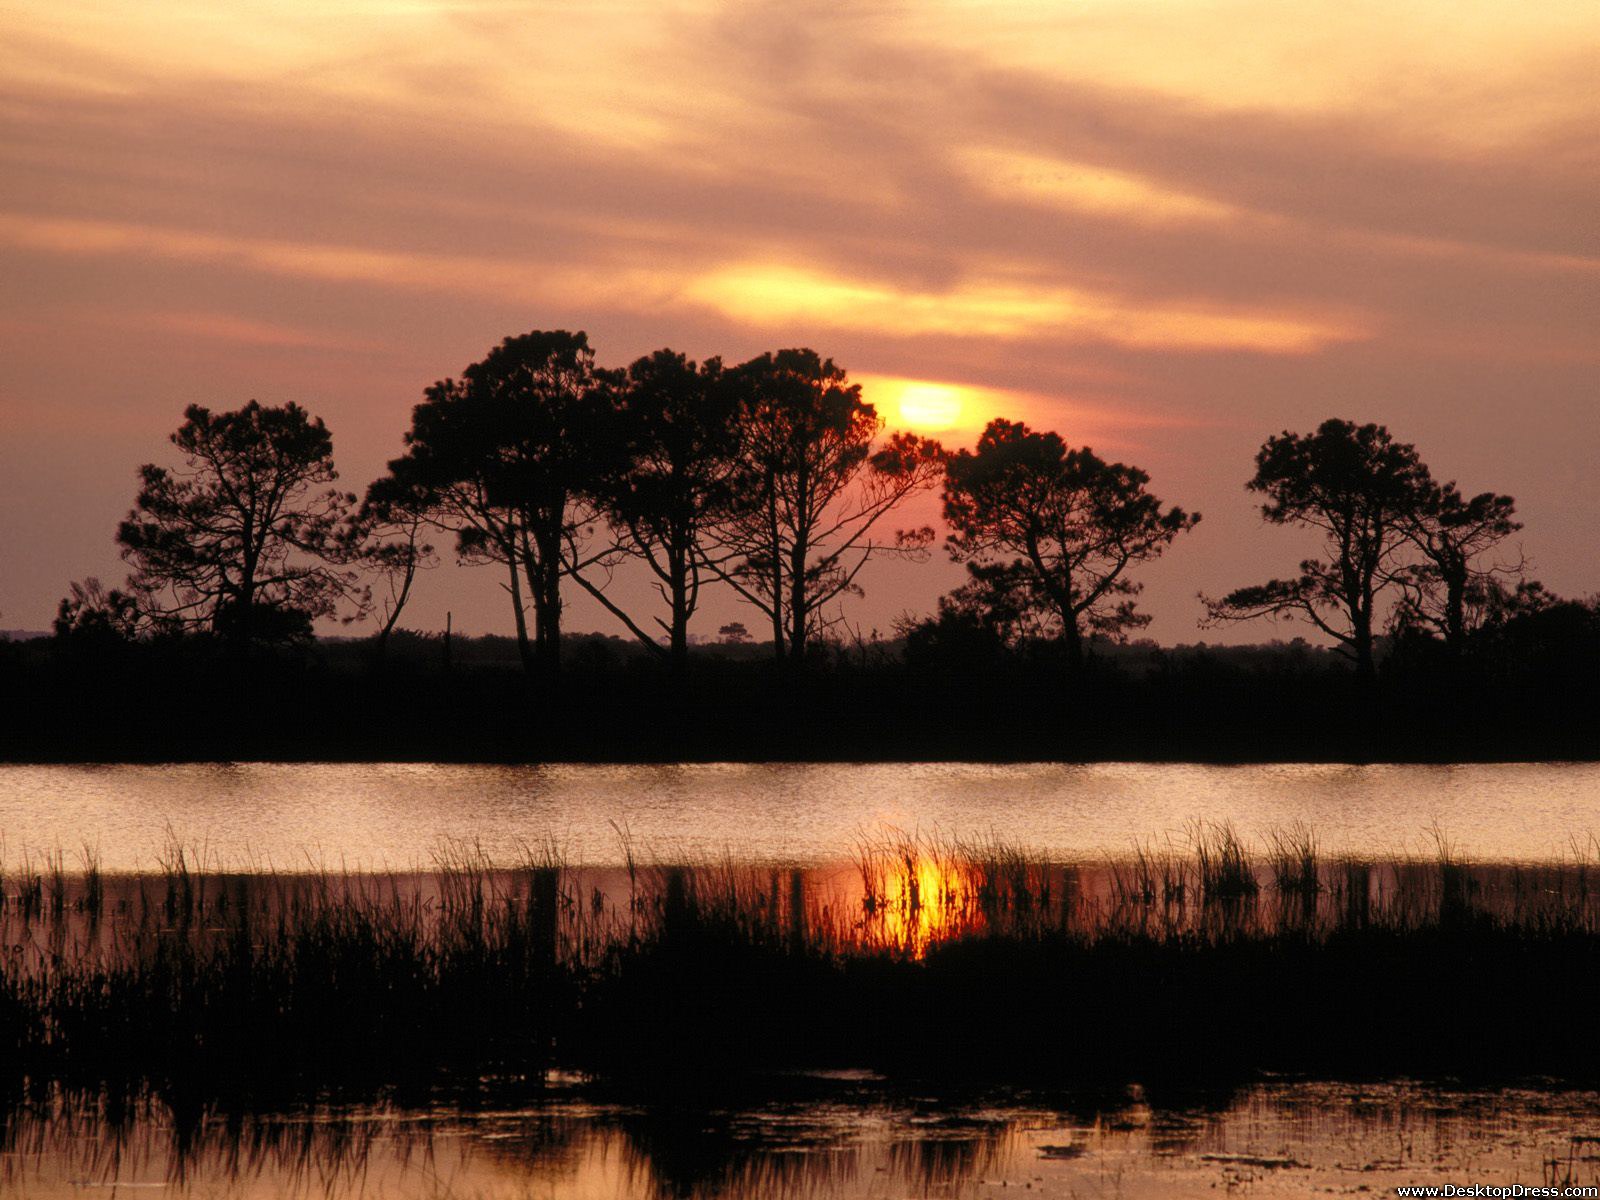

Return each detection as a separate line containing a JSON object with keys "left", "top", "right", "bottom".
{"left": 5, "top": 759, "right": 1600, "bottom": 1199}
{"left": 0, "top": 761, "right": 1596, "bottom": 870}
{"left": 7, "top": 1077, "right": 1600, "bottom": 1199}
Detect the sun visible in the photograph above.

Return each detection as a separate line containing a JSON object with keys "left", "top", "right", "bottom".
{"left": 857, "top": 374, "right": 995, "bottom": 435}
{"left": 893, "top": 382, "right": 964, "bottom": 432}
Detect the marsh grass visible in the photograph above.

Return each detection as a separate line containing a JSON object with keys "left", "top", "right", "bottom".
{"left": 1111, "top": 840, "right": 1188, "bottom": 910}
{"left": 78, "top": 845, "right": 103, "bottom": 918}
{"left": 1192, "top": 821, "right": 1259, "bottom": 902}
{"left": 1267, "top": 822, "right": 1319, "bottom": 898}
{"left": 3, "top": 829, "right": 1600, "bottom": 1093}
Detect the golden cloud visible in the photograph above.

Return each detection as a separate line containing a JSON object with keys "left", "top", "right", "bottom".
{"left": 958, "top": 148, "right": 1240, "bottom": 225}
{"left": 0, "top": 214, "right": 1366, "bottom": 355}
{"left": 686, "top": 263, "right": 1366, "bottom": 353}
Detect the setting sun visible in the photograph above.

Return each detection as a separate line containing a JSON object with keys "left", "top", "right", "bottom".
{"left": 896, "top": 383, "right": 964, "bottom": 431}
{"left": 858, "top": 376, "right": 979, "bottom": 433}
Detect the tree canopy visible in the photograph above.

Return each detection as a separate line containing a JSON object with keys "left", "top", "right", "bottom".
{"left": 943, "top": 419, "right": 1198, "bottom": 670}
{"left": 114, "top": 401, "right": 361, "bottom": 650}
{"left": 704, "top": 349, "right": 946, "bottom": 662}
{"left": 382, "top": 330, "right": 613, "bottom": 677}
{"left": 1201, "top": 419, "right": 1431, "bottom": 678}
{"left": 58, "top": 330, "right": 1553, "bottom": 699}
{"left": 1396, "top": 481, "right": 1521, "bottom": 649}
{"left": 585, "top": 349, "right": 741, "bottom": 671}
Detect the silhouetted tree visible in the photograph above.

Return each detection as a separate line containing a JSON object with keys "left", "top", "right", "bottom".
{"left": 383, "top": 331, "right": 613, "bottom": 678}
{"left": 115, "top": 401, "right": 361, "bottom": 650}
{"left": 1395, "top": 482, "right": 1521, "bottom": 651}
{"left": 896, "top": 560, "right": 1054, "bottom": 675}
{"left": 584, "top": 349, "right": 741, "bottom": 673}
{"left": 943, "top": 561, "right": 1054, "bottom": 648}
{"left": 718, "top": 622, "right": 750, "bottom": 644}
{"left": 356, "top": 474, "right": 438, "bottom": 657}
{"left": 1476, "top": 582, "right": 1600, "bottom": 683}
{"left": 705, "top": 349, "right": 945, "bottom": 663}
{"left": 53, "top": 578, "right": 143, "bottom": 647}
{"left": 1202, "top": 419, "right": 1429, "bottom": 680}
{"left": 944, "top": 419, "right": 1198, "bottom": 672}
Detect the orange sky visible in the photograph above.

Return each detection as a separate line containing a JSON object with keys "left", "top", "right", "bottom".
{"left": 1, "top": 1, "right": 1595, "bottom": 642}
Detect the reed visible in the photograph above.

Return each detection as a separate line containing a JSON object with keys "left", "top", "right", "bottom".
{"left": 3, "top": 831, "right": 1600, "bottom": 1097}
{"left": 78, "top": 844, "right": 103, "bottom": 918}
{"left": 1193, "top": 821, "right": 1259, "bottom": 902}
{"left": 1266, "top": 822, "right": 1319, "bottom": 899}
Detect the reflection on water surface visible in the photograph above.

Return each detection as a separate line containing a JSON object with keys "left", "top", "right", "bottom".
{"left": 7, "top": 1079, "right": 1600, "bottom": 1199}
{"left": 2, "top": 762, "right": 1597, "bottom": 1196}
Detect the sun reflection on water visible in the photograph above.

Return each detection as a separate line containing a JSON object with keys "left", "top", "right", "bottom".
{"left": 866, "top": 850, "right": 966, "bottom": 955}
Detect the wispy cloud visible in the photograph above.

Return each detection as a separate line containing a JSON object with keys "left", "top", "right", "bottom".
{"left": 686, "top": 262, "right": 1364, "bottom": 352}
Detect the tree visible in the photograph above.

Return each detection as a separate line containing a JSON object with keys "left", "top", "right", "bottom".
{"left": 717, "top": 621, "right": 751, "bottom": 644}
{"left": 1201, "top": 419, "right": 1430, "bottom": 680}
{"left": 705, "top": 349, "right": 945, "bottom": 663}
{"left": 115, "top": 401, "right": 361, "bottom": 650}
{"left": 355, "top": 474, "right": 438, "bottom": 656}
{"left": 943, "top": 419, "right": 1198, "bottom": 671}
{"left": 896, "top": 560, "right": 1051, "bottom": 674}
{"left": 383, "top": 331, "right": 613, "bottom": 678}
{"left": 939, "top": 560, "right": 1055, "bottom": 649}
{"left": 584, "top": 349, "right": 742, "bottom": 674}
{"left": 1477, "top": 582, "right": 1600, "bottom": 683}
{"left": 1395, "top": 482, "right": 1521, "bottom": 651}
{"left": 54, "top": 577, "right": 144, "bottom": 648}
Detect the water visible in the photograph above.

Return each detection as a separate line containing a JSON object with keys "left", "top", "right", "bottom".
{"left": 7, "top": 1078, "right": 1600, "bottom": 1198}
{"left": 1, "top": 761, "right": 1597, "bottom": 870}
{"left": 5, "top": 759, "right": 1598, "bottom": 1198}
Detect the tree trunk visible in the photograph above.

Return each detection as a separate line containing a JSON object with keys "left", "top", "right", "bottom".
{"left": 376, "top": 551, "right": 419, "bottom": 659}
{"left": 507, "top": 555, "right": 535, "bottom": 675}
{"left": 1352, "top": 607, "right": 1375, "bottom": 682}
{"left": 788, "top": 539, "right": 809, "bottom": 664}
{"left": 669, "top": 558, "right": 689, "bottom": 677}
{"left": 233, "top": 523, "right": 257, "bottom": 656}
{"left": 530, "top": 528, "right": 563, "bottom": 682}
{"left": 768, "top": 498, "right": 786, "bottom": 664}
{"left": 1061, "top": 607, "right": 1085, "bottom": 674}
{"left": 1444, "top": 575, "right": 1467, "bottom": 652}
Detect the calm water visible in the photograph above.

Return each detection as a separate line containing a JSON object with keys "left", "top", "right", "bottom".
{"left": 5, "top": 761, "right": 1600, "bottom": 1198}
{"left": 0, "top": 761, "right": 1596, "bottom": 870}
{"left": 7, "top": 1078, "right": 1600, "bottom": 1199}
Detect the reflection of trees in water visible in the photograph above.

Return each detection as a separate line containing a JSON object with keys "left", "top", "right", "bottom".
{"left": 0, "top": 1087, "right": 1066, "bottom": 1200}
{"left": 614, "top": 1107, "right": 863, "bottom": 1200}
{"left": 9, "top": 1081, "right": 1600, "bottom": 1198}
{"left": 0, "top": 1089, "right": 600, "bottom": 1199}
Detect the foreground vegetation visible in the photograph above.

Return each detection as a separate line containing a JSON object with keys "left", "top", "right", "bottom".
{"left": 5, "top": 830, "right": 1600, "bottom": 1101}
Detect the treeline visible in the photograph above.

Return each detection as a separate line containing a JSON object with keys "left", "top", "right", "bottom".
{"left": 46, "top": 328, "right": 1586, "bottom": 691}
{"left": 8, "top": 327, "right": 1593, "bottom": 761}
{"left": 6, "top": 614, "right": 1594, "bottom": 760}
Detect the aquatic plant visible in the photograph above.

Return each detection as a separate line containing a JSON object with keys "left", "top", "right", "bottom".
{"left": 2, "top": 830, "right": 1599, "bottom": 1098}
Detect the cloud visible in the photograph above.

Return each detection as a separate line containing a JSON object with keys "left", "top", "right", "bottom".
{"left": 956, "top": 148, "right": 1241, "bottom": 226}
{"left": 0, "top": 0, "right": 1595, "bottom": 634}
{"left": 686, "top": 262, "right": 1364, "bottom": 352}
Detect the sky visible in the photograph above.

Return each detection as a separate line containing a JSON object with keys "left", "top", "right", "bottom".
{"left": 1, "top": 0, "right": 1596, "bottom": 644}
